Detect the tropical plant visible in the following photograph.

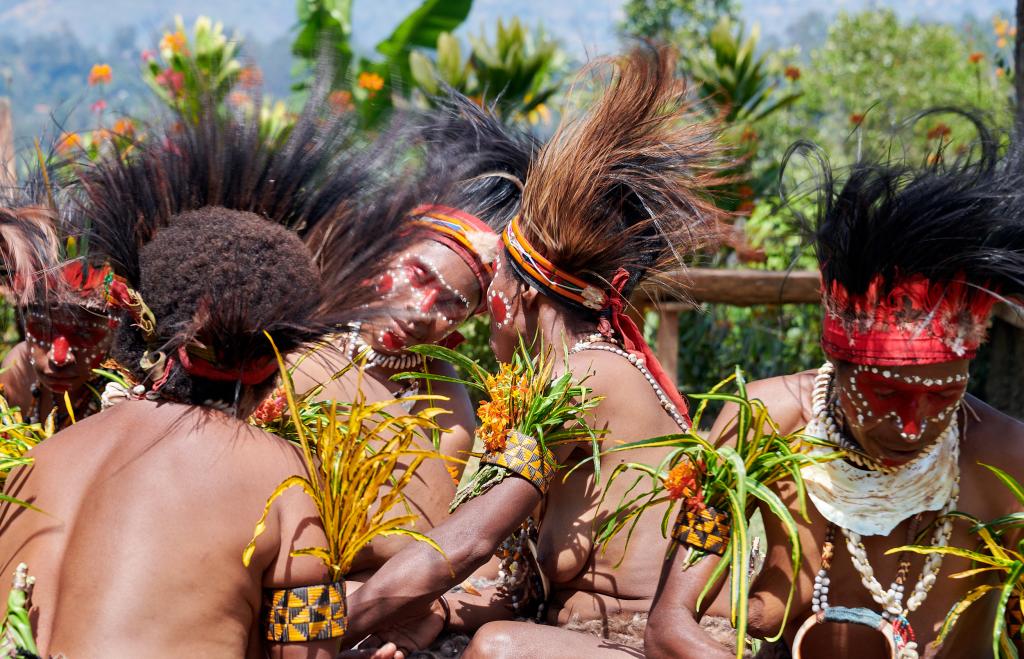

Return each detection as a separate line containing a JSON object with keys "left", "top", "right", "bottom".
{"left": 293, "top": 0, "right": 472, "bottom": 127}
{"left": 399, "top": 338, "right": 602, "bottom": 508}
{"left": 619, "top": 0, "right": 739, "bottom": 45}
{"left": 689, "top": 17, "right": 802, "bottom": 127}
{"left": 595, "top": 368, "right": 840, "bottom": 659}
{"left": 0, "top": 389, "right": 60, "bottom": 511}
{"left": 142, "top": 15, "right": 243, "bottom": 120}
{"left": 409, "top": 18, "right": 565, "bottom": 125}
{"left": 890, "top": 463, "right": 1024, "bottom": 658}
{"left": 0, "top": 563, "right": 38, "bottom": 658}
{"left": 243, "top": 337, "right": 448, "bottom": 581}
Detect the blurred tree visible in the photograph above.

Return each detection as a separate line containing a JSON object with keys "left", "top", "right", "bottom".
{"left": 620, "top": 0, "right": 738, "bottom": 45}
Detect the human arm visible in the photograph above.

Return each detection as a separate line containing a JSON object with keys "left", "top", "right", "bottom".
{"left": 345, "top": 474, "right": 541, "bottom": 641}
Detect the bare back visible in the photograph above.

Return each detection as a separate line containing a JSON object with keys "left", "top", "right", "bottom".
{"left": 0, "top": 399, "right": 336, "bottom": 659}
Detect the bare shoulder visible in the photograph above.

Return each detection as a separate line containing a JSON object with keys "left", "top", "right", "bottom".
{"left": 709, "top": 370, "right": 816, "bottom": 438}
{"left": 961, "top": 394, "right": 1024, "bottom": 475}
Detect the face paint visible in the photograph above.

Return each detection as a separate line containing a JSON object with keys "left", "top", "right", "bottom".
{"left": 376, "top": 255, "right": 473, "bottom": 332}
{"left": 25, "top": 305, "right": 117, "bottom": 371}
{"left": 488, "top": 290, "right": 510, "bottom": 329}
{"left": 847, "top": 365, "right": 967, "bottom": 443}
{"left": 51, "top": 335, "right": 70, "bottom": 366}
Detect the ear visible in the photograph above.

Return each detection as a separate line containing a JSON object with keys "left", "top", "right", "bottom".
{"left": 519, "top": 284, "right": 540, "bottom": 313}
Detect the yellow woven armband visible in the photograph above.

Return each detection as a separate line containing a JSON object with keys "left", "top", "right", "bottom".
{"left": 264, "top": 581, "right": 347, "bottom": 642}
{"left": 671, "top": 506, "right": 731, "bottom": 556}
{"left": 479, "top": 430, "right": 556, "bottom": 494}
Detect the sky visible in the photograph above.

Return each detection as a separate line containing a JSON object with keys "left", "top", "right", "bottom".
{"left": 0, "top": 0, "right": 1016, "bottom": 57}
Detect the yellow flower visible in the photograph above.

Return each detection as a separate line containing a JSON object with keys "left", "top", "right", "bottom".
{"left": 357, "top": 71, "right": 385, "bottom": 92}
{"left": 160, "top": 30, "right": 188, "bottom": 55}
{"left": 88, "top": 63, "right": 112, "bottom": 86}
{"left": 997, "top": 37, "right": 1008, "bottom": 49}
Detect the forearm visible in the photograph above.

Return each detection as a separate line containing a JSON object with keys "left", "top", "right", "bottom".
{"left": 645, "top": 547, "right": 733, "bottom": 659}
{"left": 346, "top": 476, "right": 541, "bottom": 639}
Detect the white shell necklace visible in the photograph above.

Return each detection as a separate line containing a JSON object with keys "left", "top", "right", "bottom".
{"left": 806, "top": 361, "right": 959, "bottom": 627}
{"left": 570, "top": 333, "right": 689, "bottom": 431}
{"left": 345, "top": 323, "right": 421, "bottom": 411}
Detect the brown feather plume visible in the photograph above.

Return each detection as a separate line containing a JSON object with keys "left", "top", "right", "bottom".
{"left": 518, "top": 45, "right": 728, "bottom": 298}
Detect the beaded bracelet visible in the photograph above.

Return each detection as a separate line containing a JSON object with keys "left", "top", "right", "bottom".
{"left": 264, "top": 581, "right": 347, "bottom": 642}
{"left": 671, "top": 505, "right": 731, "bottom": 556}
{"left": 479, "top": 430, "right": 556, "bottom": 495}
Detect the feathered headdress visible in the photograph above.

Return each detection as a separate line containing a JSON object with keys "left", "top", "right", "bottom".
{"left": 502, "top": 45, "right": 729, "bottom": 427}
{"left": 72, "top": 78, "right": 421, "bottom": 402}
{"left": 795, "top": 116, "right": 1024, "bottom": 365}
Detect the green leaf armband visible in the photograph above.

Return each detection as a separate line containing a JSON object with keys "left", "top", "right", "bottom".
{"left": 264, "top": 581, "right": 347, "bottom": 642}
{"left": 479, "top": 430, "right": 556, "bottom": 494}
{"left": 671, "top": 506, "right": 731, "bottom": 556}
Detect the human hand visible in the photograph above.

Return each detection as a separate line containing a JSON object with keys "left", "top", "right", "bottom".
{"left": 338, "top": 641, "right": 406, "bottom": 659}
{"left": 373, "top": 599, "right": 447, "bottom": 654}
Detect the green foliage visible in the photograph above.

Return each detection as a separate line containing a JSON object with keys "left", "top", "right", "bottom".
{"left": 292, "top": 0, "right": 472, "bottom": 127}
{"left": 596, "top": 369, "right": 840, "bottom": 658}
{"left": 141, "top": 16, "right": 243, "bottom": 120}
{"left": 691, "top": 18, "right": 802, "bottom": 126}
{"left": 409, "top": 18, "right": 565, "bottom": 125}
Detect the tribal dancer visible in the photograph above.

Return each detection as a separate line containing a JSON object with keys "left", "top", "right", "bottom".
{"left": 0, "top": 91, "right": 416, "bottom": 658}
{"left": 0, "top": 183, "right": 115, "bottom": 428}
{"left": 645, "top": 131, "right": 1024, "bottom": 658}
{"left": 341, "top": 47, "right": 727, "bottom": 656}
{"left": 292, "top": 93, "right": 538, "bottom": 576}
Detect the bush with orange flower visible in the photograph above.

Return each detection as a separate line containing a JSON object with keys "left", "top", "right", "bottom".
{"left": 596, "top": 368, "right": 840, "bottom": 659}
{"left": 398, "top": 338, "right": 602, "bottom": 508}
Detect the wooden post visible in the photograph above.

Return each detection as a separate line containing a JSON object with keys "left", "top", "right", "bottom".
{"left": 0, "top": 98, "right": 13, "bottom": 188}
{"left": 655, "top": 309, "right": 680, "bottom": 387}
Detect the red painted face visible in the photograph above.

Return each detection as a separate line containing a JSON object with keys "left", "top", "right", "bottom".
{"left": 24, "top": 304, "right": 117, "bottom": 393}
{"left": 836, "top": 360, "right": 968, "bottom": 466}
{"left": 853, "top": 370, "right": 966, "bottom": 438}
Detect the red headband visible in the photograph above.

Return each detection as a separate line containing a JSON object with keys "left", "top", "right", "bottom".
{"left": 821, "top": 273, "right": 996, "bottom": 366}
{"left": 177, "top": 345, "right": 279, "bottom": 386}
{"left": 411, "top": 204, "right": 497, "bottom": 314}
{"left": 502, "top": 215, "right": 691, "bottom": 428}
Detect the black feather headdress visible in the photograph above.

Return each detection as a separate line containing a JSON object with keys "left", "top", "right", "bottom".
{"left": 785, "top": 114, "right": 1024, "bottom": 365}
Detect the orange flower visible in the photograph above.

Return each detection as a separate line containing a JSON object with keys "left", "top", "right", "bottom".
{"left": 112, "top": 117, "right": 136, "bottom": 138}
{"left": 251, "top": 387, "right": 287, "bottom": 425}
{"left": 997, "top": 67, "right": 1006, "bottom": 78}
{"left": 740, "top": 126, "right": 758, "bottom": 142}
{"left": 664, "top": 458, "right": 700, "bottom": 501}
{"left": 88, "top": 63, "right": 112, "bottom": 86}
{"left": 56, "top": 132, "right": 82, "bottom": 154}
{"left": 476, "top": 398, "right": 511, "bottom": 453}
{"left": 160, "top": 30, "right": 188, "bottom": 54}
{"left": 784, "top": 65, "right": 801, "bottom": 81}
{"left": 357, "top": 71, "right": 385, "bottom": 92}
{"left": 736, "top": 185, "right": 755, "bottom": 200}
{"left": 446, "top": 464, "right": 461, "bottom": 486}
{"left": 926, "top": 123, "right": 952, "bottom": 140}
{"left": 238, "top": 66, "right": 263, "bottom": 89}
{"left": 328, "top": 90, "right": 354, "bottom": 113}
{"left": 737, "top": 200, "right": 755, "bottom": 214}
{"left": 969, "top": 52, "right": 985, "bottom": 64}
{"left": 997, "top": 37, "right": 1008, "bottom": 49}
{"left": 228, "top": 91, "right": 253, "bottom": 109}
{"left": 849, "top": 112, "right": 865, "bottom": 126}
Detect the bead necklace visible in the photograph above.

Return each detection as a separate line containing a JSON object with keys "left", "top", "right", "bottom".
{"left": 807, "top": 361, "right": 960, "bottom": 658}
{"left": 570, "top": 333, "right": 689, "bottom": 431}
{"left": 344, "top": 323, "right": 421, "bottom": 411}
{"left": 346, "top": 322, "right": 422, "bottom": 371}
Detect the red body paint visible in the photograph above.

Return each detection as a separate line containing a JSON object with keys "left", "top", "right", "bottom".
{"left": 51, "top": 335, "right": 70, "bottom": 365}
{"left": 854, "top": 370, "right": 965, "bottom": 439}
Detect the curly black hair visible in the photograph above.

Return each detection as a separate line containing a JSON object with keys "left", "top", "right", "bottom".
{"left": 108, "top": 207, "right": 321, "bottom": 405}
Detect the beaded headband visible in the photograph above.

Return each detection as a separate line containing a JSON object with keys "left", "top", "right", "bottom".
{"left": 821, "top": 273, "right": 996, "bottom": 366}
{"left": 411, "top": 204, "right": 497, "bottom": 314}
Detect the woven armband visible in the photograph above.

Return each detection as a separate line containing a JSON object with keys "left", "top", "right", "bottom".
{"left": 1009, "top": 593, "right": 1022, "bottom": 641}
{"left": 671, "top": 506, "right": 731, "bottom": 556}
{"left": 264, "top": 581, "right": 347, "bottom": 642}
{"left": 479, "top": 430, "right": 556, "bottom": 494}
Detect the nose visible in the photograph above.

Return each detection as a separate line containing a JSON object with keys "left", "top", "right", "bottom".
{"left": 48, "top": 335, "right": 75, "bottom": 367}
{"left": 897, "top": 398, "right": 922, "bottom": 441}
